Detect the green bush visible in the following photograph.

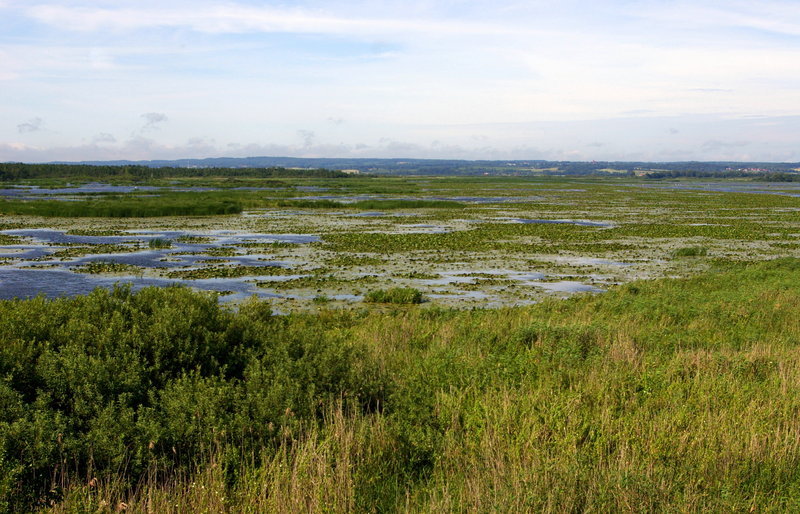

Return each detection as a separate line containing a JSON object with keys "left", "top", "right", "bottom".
{"left": 364, "top": 287, "right": 425, "bottom": 304}
{"left": 0, "top": 286, "right": 385, "bottom": 510}
{"left": 671, "top": 246, "right": 708, "bottom": 257}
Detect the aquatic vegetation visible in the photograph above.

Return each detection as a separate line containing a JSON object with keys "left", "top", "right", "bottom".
{"left": 148, "top": 238, "right": 172, "bottom": 249}
{"left": 275, "top": 198, "right": 466, "bottom": 210}
{"left": 263, "top": 274, "right": 379, "bottom": 291}
{"left": 73, "top": 260, "right": 142, "bottom": 274}
{"left": 460, "top": 277, "right": 518, "bottom": 289}
{"left": 166, "top": 264, "right": 294, "bottom": 279}
{"left": 1, "top": 173, "right": 799, "bottom": 309}
{"left": 238, "top": 241, "right": 302, "bottom": 249}
{"left": 49, "top": 244, "right": 139, "bottom": 259}
{"left": 199, "top": 246, "right": 238, "bottom": 257}
{"left": 324, "top": 255, "right": 385, "bottom": 267}
{"left": 0, "top": 234, "right": 22, "bottom": 245}
{"left": 175, "top": 234, "right": 213, "bottom": 244}
{"left": 396, "top": 271, "right": 439, "bottom": 280}
{"left": 352, "top": 199, "right": 465, "bottom": 209}
{"left": 66, "top": 228, "right": 127, "bottom": 236}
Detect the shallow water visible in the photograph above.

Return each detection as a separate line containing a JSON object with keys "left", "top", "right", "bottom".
{"left": 66, "top": 251, "right": 289, "bottom": 270}
{"left": 639, "top": 182, "right": 800, "bottom": 198}
{"left": 0, "top": 268, "right": 282, "bottom": 301}
{"left": 0, "top": 183, "right": 160, "bottom": 197}
{"left": 2, "top": 229, "right": 319, "bottom": 246}
{"left": 396, "top": 224, "right": 449, "bottom": 234}
{"left": 347, "top": 212, "right": 386, "bottom": 217}
{"left": 508, "top": 218, "right": 613, "bottom": 228}
{"left": 293, "top": 195, "right": 541, "bottom": 204}
{"left": 0, "top": 228, "right": 317, "bottom": 300}
{"left": 0, "top": 182, "right": 294, "bottom": 199}
{"left": 524, "top": 280, "right": 605, "bottom": 293}
{"left": 557, "top": 257, "right": 633, "bottom": 267}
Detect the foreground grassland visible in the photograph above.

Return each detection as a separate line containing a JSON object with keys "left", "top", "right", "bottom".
{"left": 0, "top": 258, "right": 798, "bottom": 511}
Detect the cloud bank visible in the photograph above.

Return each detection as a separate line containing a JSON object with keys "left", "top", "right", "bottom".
{"left": 1, "top": 1, "right": 799, "bottom": 161}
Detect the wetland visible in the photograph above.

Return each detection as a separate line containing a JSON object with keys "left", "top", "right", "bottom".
{"left": 2, "top": 173, "right": 798, "bottom": 310}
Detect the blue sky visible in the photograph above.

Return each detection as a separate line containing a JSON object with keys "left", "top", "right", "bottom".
{"left": 2, "top": 0, "right": 800, "bottom": 162}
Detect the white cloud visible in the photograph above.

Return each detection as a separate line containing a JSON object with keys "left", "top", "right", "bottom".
{"left": 633, "top": 0, "right": 800, "bottom": 37}
{"left": 141, "top": 112, "right": 168, "bottom": 130}
{"left": 25, "top": 4, "right": 516, "bottom": 38}
{"left": 17, "top": 117, "right": 44, "bottom": 133}
{"left": 92, "top": 132, "right": 116, "bottom": 143}
{"left": 3, "top": 1, "right": 800, "bottom": 161}
{"left": 1, "top": 115, "right": 799, "bottom": 163}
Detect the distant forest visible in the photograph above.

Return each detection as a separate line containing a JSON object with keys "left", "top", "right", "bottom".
{"left": 0, "top": 163, "right": 350, "bottom": 181}
{"left": 1, "top": 159, "right": 799, "bottom": 181}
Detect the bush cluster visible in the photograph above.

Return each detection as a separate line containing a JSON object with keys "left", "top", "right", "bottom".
{"left": 0, "top": 286, "right": 384, "bottom": 510}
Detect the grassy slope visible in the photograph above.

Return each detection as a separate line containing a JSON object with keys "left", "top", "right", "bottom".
{"left": 22, "top": 258, "right": 800, "bottom": 512}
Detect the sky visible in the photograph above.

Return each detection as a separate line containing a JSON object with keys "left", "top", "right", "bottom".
{"left": 2, "top": 0, "right": 800, "bottom": 163}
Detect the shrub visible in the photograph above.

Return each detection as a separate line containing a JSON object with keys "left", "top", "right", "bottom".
{"left": 364, "top": 287, "right": 425, "bottom": 304}
{"left": 671, "top": 246, "right": 708, "bottom": 257}
{"left": 0, "top": 286, "right": 386, "bottom": 510}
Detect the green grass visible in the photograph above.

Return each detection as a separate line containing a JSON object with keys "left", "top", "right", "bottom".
{"left": 1, "top": 259, "right": 798, "bottom": 511}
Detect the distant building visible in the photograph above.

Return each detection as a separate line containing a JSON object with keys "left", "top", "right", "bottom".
{"left": 340, "top": 169, "right": 360, "bottom": 175}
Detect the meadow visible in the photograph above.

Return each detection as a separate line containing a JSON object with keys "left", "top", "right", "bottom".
{"left": 1, "top": 167, "right": 800, "bottom": 510}
{"left": 1, "top": 259, "right": 800, "bottom": 511}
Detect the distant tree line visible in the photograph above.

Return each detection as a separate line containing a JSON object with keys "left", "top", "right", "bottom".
{"left": 642, "top": 170, "right": 755, "bottom": 179}
{"left": 0, "top": 163, "right": 352, "bottom": 181}
{"left": 2, "top": 160, "right": 799, "bottom": 180}
{"left": 643, "top": 170, "right": 800, "bottom": 181}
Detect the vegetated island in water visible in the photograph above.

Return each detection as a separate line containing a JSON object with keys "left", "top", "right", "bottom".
{"left": 0, "top": 161, "right": 799, "bottom": 511}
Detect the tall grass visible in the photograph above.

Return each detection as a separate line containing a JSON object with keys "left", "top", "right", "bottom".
{"left": 7, "top": 258, "right": 800, "bottom": 511}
